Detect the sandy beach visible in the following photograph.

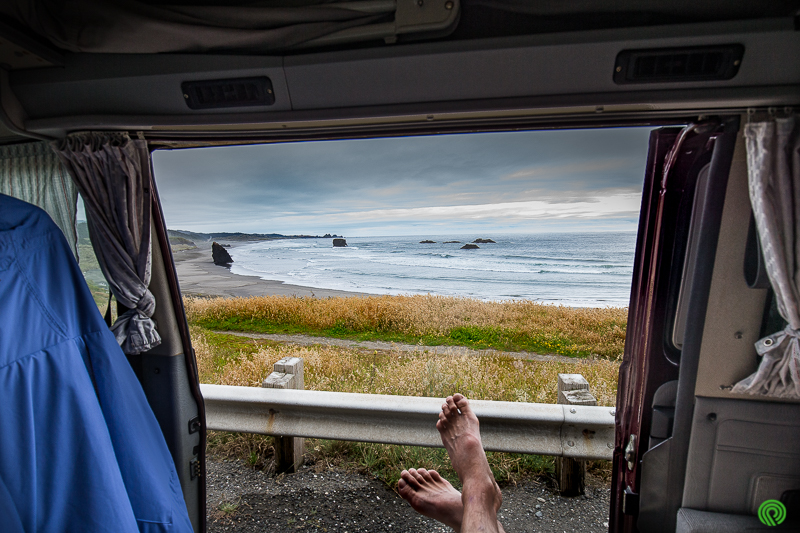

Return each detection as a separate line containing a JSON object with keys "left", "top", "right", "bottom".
{"left": 172, "top": 240, "right": 368, "bottom": 299}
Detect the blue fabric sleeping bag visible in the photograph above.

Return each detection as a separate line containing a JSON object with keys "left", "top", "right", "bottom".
{"left": 0, "top": 193, "right": 193, "bottom": 533}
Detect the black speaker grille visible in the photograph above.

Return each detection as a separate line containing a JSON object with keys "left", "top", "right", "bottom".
{"left": 614, "top": 45, "right": 744, "bottom": 84}
{"left": 181, "top": 77, "right": 275, "bottom": 109}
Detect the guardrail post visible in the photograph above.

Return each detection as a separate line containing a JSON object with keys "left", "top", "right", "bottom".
{"left": 556, "top": 373, "right": 596, "bottom": 496}
{"left": 263, "top": 357, "right": 305, "bottom": 473}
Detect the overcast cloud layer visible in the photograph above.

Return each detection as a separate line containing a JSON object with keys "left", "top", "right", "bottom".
{"left": 151, "top": 127, "right": 652, "bottom": 236}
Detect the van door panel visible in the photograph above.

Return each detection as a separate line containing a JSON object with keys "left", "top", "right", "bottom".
{"left": 611, "top": 121, "right": 734, "bottom": 532}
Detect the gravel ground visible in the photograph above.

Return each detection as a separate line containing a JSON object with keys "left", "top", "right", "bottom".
{"left": 207, "top": 457, "right": 611, "bottom": 533}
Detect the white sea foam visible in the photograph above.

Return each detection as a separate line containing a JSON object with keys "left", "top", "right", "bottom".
{"left": 228, "top": 232, "right": 636, "bottom": 307}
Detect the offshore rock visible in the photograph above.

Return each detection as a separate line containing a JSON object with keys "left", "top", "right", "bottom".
{"left": 333, "top": 238, "right": 347, "bottom": 247}
{"left": 212, "top": 242, "right": 234, "bottom": 265}
{"left": 472, "top": 238, "right": 496, "bottom": 243}
{"left": 461, "top": 244, "right": 480, "bottom": 249}
{"left": 419, "top": 240, "right": 436, "bottom": 244}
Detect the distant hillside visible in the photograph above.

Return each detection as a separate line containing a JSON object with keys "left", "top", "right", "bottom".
{"left": 79, "top": 225, "right": 341, "bottom": 249}
{"left": 168, "top": 236, "right": 195, "bottom": 246}
{"left": 167, "top": 229, "right": 342, "bottom": 242}
{"left": 167, "top": 230, "right": 287, "bottom": 244}
{"left": 167, "top": 229, "right": 210, "bottom": 243}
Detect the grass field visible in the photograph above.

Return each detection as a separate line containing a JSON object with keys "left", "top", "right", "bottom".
{"left": 186, "top": 294, "right": 627, "bottom": 359}
{"left": 192, "top": 320, "right": 621, "bottom": 488}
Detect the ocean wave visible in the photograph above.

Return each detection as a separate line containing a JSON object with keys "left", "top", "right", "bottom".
{"left": 227, "top": 233, "right": 635, "bottom": 304}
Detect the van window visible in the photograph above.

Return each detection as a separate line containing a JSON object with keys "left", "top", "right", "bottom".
{"left": 152, "top": 127, "right": 650, "bottom": 309}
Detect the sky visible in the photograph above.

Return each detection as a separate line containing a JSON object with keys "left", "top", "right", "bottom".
{"left": 150, "top": 127, "right": 653, "bottom": 237}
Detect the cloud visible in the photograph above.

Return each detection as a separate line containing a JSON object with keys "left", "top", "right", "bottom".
{"left": 502, "top": 158, "right": 633, "bottom": 181}
{"left": 152, "top": 126, "right": 653, "bottom": 235}
{"left": 329, "top": 192, "right": 641, "bottom": 222}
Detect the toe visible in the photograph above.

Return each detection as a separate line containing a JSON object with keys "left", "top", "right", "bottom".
{"left": 453, "top": 394, "right": 470, "bottom": 413}
{"left": 442, "top": 402, "right": 452, "bottom": 417}
{"left": 419, "top": 468, "right": 433, "bottom": 482}
{"left": 401, "top": 469, "right": 420, "bottom": 487}
{"left": 446, "top": 396, "right": 458, "bottom": 414}
{"left": 398, "top": 477, "right": 412, "bottom": 499}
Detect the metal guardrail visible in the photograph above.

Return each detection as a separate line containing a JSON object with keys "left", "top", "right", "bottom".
{"left": 201, "top": 384, "right": 616, "bottom": 460}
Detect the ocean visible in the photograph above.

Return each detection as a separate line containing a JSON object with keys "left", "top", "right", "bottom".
{"left": 228, "top": 232, "right": 636, "bottom": 308}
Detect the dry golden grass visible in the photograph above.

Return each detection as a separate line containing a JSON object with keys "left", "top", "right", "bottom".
{"left": 186, "top": 294, "right": 627, "bottom": 358}
{"left": 194, "top": 327, "right": 619, "bottom": 405}
{"left": 195, "top": 326, "right": 620, "bottom": 486}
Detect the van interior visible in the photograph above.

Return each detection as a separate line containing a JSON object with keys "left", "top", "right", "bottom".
{"left": 0, "top": 1, "right": 799, "bottom": 532}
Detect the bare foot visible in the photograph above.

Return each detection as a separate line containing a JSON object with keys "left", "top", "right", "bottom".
{"left": 437, "top": 394, "right": 502, "bottom": 533}
{"left": 398, "top": 468, "right": 463, "bottom": 532}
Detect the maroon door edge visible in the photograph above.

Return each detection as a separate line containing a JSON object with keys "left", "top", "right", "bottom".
{"left": 149, "top": 159, "right": 208, "bottom": 533}
{"left": 609, "top": 121, "right": 729, "bottom": 532}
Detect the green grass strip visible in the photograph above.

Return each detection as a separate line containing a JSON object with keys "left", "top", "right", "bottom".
{"left": 192, "top": 317, "right": 590, "bottom": 358}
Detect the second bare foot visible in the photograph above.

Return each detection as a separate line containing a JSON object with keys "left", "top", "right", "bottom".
{"left": 398, "top": 468, "right": 463, "bottom": 532}
{"left": 437, "top": 394, "right": 502, "bottom": 519}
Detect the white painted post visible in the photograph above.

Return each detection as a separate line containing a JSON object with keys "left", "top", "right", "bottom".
{"left": 556, "top": 373, "right": 596, "bottom": 496}
{"left": 274, "top": 357, "right": 304, "bottom": 390}
{"left": 262, "top": 357, "right": 305, "bottom": 473}
{"left": 263, "top": 372, "right": 294, "bottom": 389}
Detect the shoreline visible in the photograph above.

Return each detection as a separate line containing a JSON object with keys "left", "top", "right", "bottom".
{"left": 172, "top": 239, "right": 628, "bottom": 308}
{"left": 172, "top": 240, "right": 370, "bottom": 299}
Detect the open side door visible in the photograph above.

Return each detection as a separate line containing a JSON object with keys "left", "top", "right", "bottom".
{"left": 122, "top": 159, "right": 207, "bottom": 533}
{"left": 609, "top": 118, "right": 739, "bottom": 533}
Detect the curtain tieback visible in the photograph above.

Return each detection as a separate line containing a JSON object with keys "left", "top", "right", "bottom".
{"left": 755, "top": 325, "right": 800, "bottom": 357}
{"left": 110, "top": 308, "right": 161, "bottom": 355}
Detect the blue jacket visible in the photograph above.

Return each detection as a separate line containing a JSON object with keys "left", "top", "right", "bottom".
{"left": 0, "top": 194, "right": 193, "bottom": 533}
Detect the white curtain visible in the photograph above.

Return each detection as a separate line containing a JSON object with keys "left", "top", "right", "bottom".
{"left": 0, "top": 142, "right": 78, "bottom": 257}
{"left": 732, "top": 115, "right": 800, "bottom": 399}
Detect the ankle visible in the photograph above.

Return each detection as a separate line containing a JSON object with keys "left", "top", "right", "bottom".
{"left": 461, "top": 474, "right": 497, "bottom": 501}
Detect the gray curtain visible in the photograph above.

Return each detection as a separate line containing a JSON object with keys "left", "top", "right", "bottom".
{"left": 0, "top": 0, "right": 389, "bottom": 54}
{"left": 52, "top": 132, "right": 160, "bottom": 356}
{"left": 732, "top": 115, "right": 800, "bottom": 399}
{"left": 0, "top": 141, "right": 78, "bottom": 257}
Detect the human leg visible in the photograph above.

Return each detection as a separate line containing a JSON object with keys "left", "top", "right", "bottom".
{"left": 436, "top": 394, "right": 502, "bottom": 533}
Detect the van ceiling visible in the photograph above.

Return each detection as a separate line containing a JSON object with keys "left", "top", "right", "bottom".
{"left": 0, "top": 0, "right": 798, "bottom": 57}
{"left": 0, "top": 1, "right": 798, "bottom": 144}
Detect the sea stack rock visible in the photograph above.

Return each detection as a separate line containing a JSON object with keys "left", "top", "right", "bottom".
{"left": 212, "top": 242, "right": 233, "bottom": 265}
{"left": 333, "top": 238, "right": 347, "bottom": 247}
{"left": 461, "top": 244, "right": 480, "bottom": 249}
{"left": 420, "top": 240, "right": 436, "bottom": 244}
{"left": 472, "top": 238, "right": 496, "bottom": 244}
